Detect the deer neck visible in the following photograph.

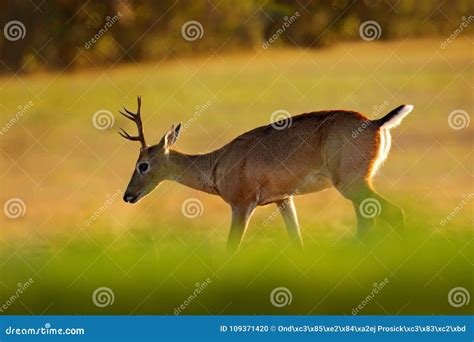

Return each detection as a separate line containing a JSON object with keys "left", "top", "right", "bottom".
{"left": 166, "top": 150, "right": 218, "bottom": 195}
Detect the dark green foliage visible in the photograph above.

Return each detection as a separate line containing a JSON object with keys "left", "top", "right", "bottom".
{"left": 1, "top": 0, "right": 472, "bottom": 73}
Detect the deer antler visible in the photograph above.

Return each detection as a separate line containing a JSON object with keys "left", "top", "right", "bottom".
{"left": 119, "top": 96, "right": 147, "bottom": 149}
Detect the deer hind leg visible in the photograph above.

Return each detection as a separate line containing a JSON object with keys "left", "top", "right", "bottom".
{"left": 336, "top": 179, "right": 405, "bottom": 237}
{"left": 275, "top": 197, "right": 304, "bottom": 249}
{"left": 227, "top": 204, "right": 256, "bottom": 252}
{"left": 376, "top": 194, "right": 405, "bottom": 235}
{"left": 347, "top": 185, "right": 378, "bottom": 238}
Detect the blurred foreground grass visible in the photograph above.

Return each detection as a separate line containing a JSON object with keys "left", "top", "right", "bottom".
{"left": 1, "top": 216, "right": 473, "bottom": 315}
{"left": 0, "top": 38, "right": 472, "bottom": 314}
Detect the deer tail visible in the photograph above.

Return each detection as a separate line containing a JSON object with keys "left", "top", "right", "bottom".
{"left": 374, "top": 104, "right": 414, "bottom": 129}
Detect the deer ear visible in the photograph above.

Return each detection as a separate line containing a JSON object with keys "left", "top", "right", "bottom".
{"left": 161, "top": 123, "right": 182, "bottom": 149}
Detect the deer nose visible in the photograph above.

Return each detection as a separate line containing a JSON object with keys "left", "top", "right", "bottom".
{"left": 123, "top": 193, "right": 135, "bottom": 203}
{"left": 123, "top": 192, "right": 141, "bottom": 203}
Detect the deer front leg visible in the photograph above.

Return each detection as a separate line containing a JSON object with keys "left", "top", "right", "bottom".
{"left": 227, "top": 204, "right": 255, "bottom": 252}
{"left": 275, "top": 197, "right": 304, "bottom": 249}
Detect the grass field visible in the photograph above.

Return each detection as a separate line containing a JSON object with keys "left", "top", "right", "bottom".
{"left": 0, "top": 38, "right": 472, "bottom": 315}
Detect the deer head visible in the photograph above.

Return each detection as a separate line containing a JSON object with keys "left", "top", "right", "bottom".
{"left": 120, "top": 96, "right": 181, "bottom": 203}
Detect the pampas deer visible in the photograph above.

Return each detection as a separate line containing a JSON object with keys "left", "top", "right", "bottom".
{"left": 120, "top": 97, "right": 413, "bottom": 251}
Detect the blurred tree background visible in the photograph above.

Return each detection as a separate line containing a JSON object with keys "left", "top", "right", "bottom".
{"left": 0, "top": 0, "right": 472, "bottom": 73}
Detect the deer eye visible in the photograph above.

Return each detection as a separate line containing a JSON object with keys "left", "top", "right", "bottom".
{"left": 137, "top": 162, "right": 150, "bottom": 174}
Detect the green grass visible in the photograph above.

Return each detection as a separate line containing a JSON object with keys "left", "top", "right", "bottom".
{"left": 2, "top": 218, "right": 473, "bottom": 315}
{"left": 0, "top": 38, "right": 472, "bottom": 315}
